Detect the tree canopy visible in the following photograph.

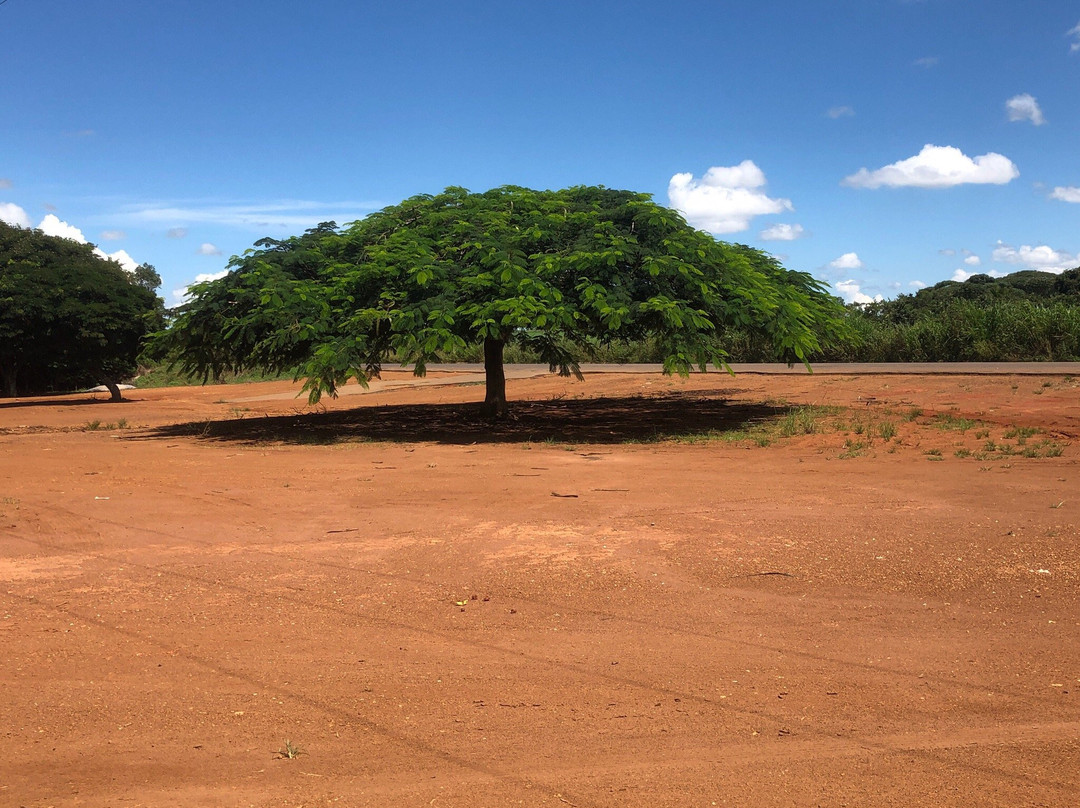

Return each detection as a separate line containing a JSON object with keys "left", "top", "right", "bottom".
{"left": 857, "top": 266, "right": 1080, "bottom": 325}
{"left": 0, "top": 221, "right": 162, "bottom": 400}
{"left": 156, "top": 185, "right": 852, "bottom": 415}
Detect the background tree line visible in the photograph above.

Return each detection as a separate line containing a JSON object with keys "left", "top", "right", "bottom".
{"left": 1, "top": 221, "right": 164, "bottom": 399}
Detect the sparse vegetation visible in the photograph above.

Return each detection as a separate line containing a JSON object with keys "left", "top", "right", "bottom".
{"left": 276, "top": 739, "right": 304, "bottom": 760}
{"left": 933, "top": 414, "right": 978, "bottom": 432}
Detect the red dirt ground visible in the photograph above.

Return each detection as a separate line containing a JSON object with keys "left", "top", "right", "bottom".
{"left": 1, "top": 369, "right": 1078, "bottom": 807}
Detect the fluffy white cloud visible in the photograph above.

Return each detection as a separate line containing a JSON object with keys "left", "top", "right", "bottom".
{"left": 842, "top": 144, "right": 1019, "bottom": 189}
{"left": 37, "top": 213, "right": 88, "bottom": 242}
{"left": 23, "top": 213, "right": 140, "bottom": 271}
{"left": 668, "top": 161, "right": 792, "bottom": 234}
{"left": 198, "top": 242, "right": 222, "bottom": 256}
{"left": 100, "top": 229, "right": 126, "bottom": 241}
{"left": 759, "top": 223, "right": 805, "bottom": 241}
{"left": 992, "top": 242, "right": 1079, "bottom": 273}
{"left": 1005, "top": 94, "right": 1045, "bottom": 125}
{"left": 964, "top": 254, "right": 981, "bottom": 266}
{"left": 99, "top": 248, "right": 138, "bottom": 272}
{"left": 909, "top": 280, "right": 927, "bottom": 290}
{"left": 829, "top": 252, "right": 864, "bottom": 271}
{"left": 1069, "top": 21, "right": 1080, "bottom": 52}
{"left": 833, "top": 279, "right": 882, "bottom": 305}
{"left": 953, "top": 267, "right": 1004, "bottom": 282}
{"left": 827, "top": 106, "right": 855, "bottom": 119}
{"left": 0, "top": 202, "right": 30, "bottom": 228}
{"left": 172, "top": 270, "right": 229, "bottom": 304}
{"left": 1050, "top": 186, "right": 1080, "bottom": 203}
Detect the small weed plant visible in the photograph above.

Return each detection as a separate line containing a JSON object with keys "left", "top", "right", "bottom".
{"left": 276, "top": 739, "right": 304, "bottom": 759}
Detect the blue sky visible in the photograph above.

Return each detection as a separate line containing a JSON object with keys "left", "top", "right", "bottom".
{"left": 2, "top": 0, "right": 1078, "bottom": 305}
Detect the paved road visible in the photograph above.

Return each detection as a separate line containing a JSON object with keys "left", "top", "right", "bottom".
{"left": 231, "top": 362, "right": 1076, "bottom": 402}
{"left": 431, "top": 362, "right": 1079, "bottom": 376}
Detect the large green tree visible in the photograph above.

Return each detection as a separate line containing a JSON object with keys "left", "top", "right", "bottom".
{"left": 0, "top": 221, "right": 162, "bottom": 400}
{"left": 157, "top": 186, "right": 851, "bottom": 415}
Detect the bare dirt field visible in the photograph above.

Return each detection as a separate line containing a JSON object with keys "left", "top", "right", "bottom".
{"left": 2, "top": 368, "right": 1079, "bottom": 807}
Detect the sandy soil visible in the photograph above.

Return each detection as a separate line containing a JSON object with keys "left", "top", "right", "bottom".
{"left": 1, "top": 368, "right": 1078, "bottom": 807}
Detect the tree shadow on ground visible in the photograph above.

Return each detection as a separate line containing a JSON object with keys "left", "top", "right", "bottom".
{"left": 0, "top": 395, "right": 136, "bottom": 410}
{"left": 138, "top": 392, "right": 787, "bottom": 446}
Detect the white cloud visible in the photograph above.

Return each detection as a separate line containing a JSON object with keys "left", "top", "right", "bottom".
{"left": 1069, "top": 21, "right": 1080, "bottom": 53}
{"left": 100, "top": 229, "right": 126, "bottom": 241}
{"left": 37, "top": 213, "right": 88, "bottom": 242}
{"left": 992, "top": 241, "right": 1079, "bottom": 273}
{"left": 964, "top": 255, "right": 981, "bottom": 266}
{"left": 668, "top": 161, "right": 793, "bottom": 234}
{"left": 0, "top": 178, "right": 12, "bottom": 190}
{"left": 124, "top": 199, "right": 381, "bottom": 231}
{"left": 827, "top": 106, "right": 855, "bottom": 119}
{"left": 198, "top": 242, "right": 222, "bottom": 256}
{"left": 759, "top": 223, "right": 805, "bottom": 241}
{"left": 953, "top": 267, "right": 1004, "bottom": 282}
{"left": 913, "top": 56, "right": 939, "bottom": 69}
{"left": 97, "top": 248, "right": 138, "bottom": 272}
{"left": 172, "top": 270, "right": 229, "bottom": 305}
{"left": 23, "top": 213, "right": 140, "bottom": 271}
{"left": 843, "top": 144, "right": 1019, "bottom": 189}
{"left": 909, "top": 280, "right": 927, "bottom": 290}
{"left": 829, "top": 252, "right": 864, "bottom": 271}
{"left": 0, "top": 202, "right": 30, "bottom": 228}
{"left": 833, "top": 279, "right": 882, "bottom": 305}
{"left": 1050, "top": 186, "right": 1080, "bottom": 203}
{"left": 1005, "top": 94, "right": 1045, "bottom": 126}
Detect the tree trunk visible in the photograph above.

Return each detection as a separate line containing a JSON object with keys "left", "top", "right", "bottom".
{"left": 1, "top": 363, "right": 16, "bottom": 398}
{"left": 481, "top": 337, "right": 508, "bottom": 418}
{"left": 104, "top": 381, "right": 123, "bottom": 402}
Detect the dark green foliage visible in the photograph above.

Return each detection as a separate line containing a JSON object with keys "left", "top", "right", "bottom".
{"left": 0, "top": 222, "right": 163, "bottom": 397}
{"left": 707, "top": 267, "right": 1080, "bottom": 363}
{"left": 156, "top": 185, "right": 852, "bottom": 412}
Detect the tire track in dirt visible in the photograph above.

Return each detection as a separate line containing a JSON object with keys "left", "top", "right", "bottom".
{"left": 9, "top": 512, "right": 1078, "bottom": 783}
{"left": 7, "top": 586, "right": 1078, "bottom": 804}
{"left": 8, "top": 499, "right": 1070, "bottom": 710}
{"left": 2, "top": 588, "right": 600, "bottom": 808}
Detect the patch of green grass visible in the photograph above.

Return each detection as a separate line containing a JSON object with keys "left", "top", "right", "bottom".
{"left": 877, "top": 421, "right": 897, "bottom": 441}
{"left": 905, "top": 407, "right": 923, "bottom": 422}
{"left": 777, "top": 406, "right": 824, "bottom": 437}
{"left": 840, "top": 439, "right": 868, "bottom": 459}
{"left": 933, "top": 414, "right": 978, "bottom": 432}
{"left": 84, "top": 419, "right": 103, "bottom": 431}
{"left": 135, "top": 364, "right": 296, "bottom": 389}
{"left": 924, "top": 448, "right": 942, "bottom": 457}
{"left": 954, "top": 448, "right": 972, "bottom": 458}
{"left": 1003, "top": 426, "right": 1041, "bottom": 440}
